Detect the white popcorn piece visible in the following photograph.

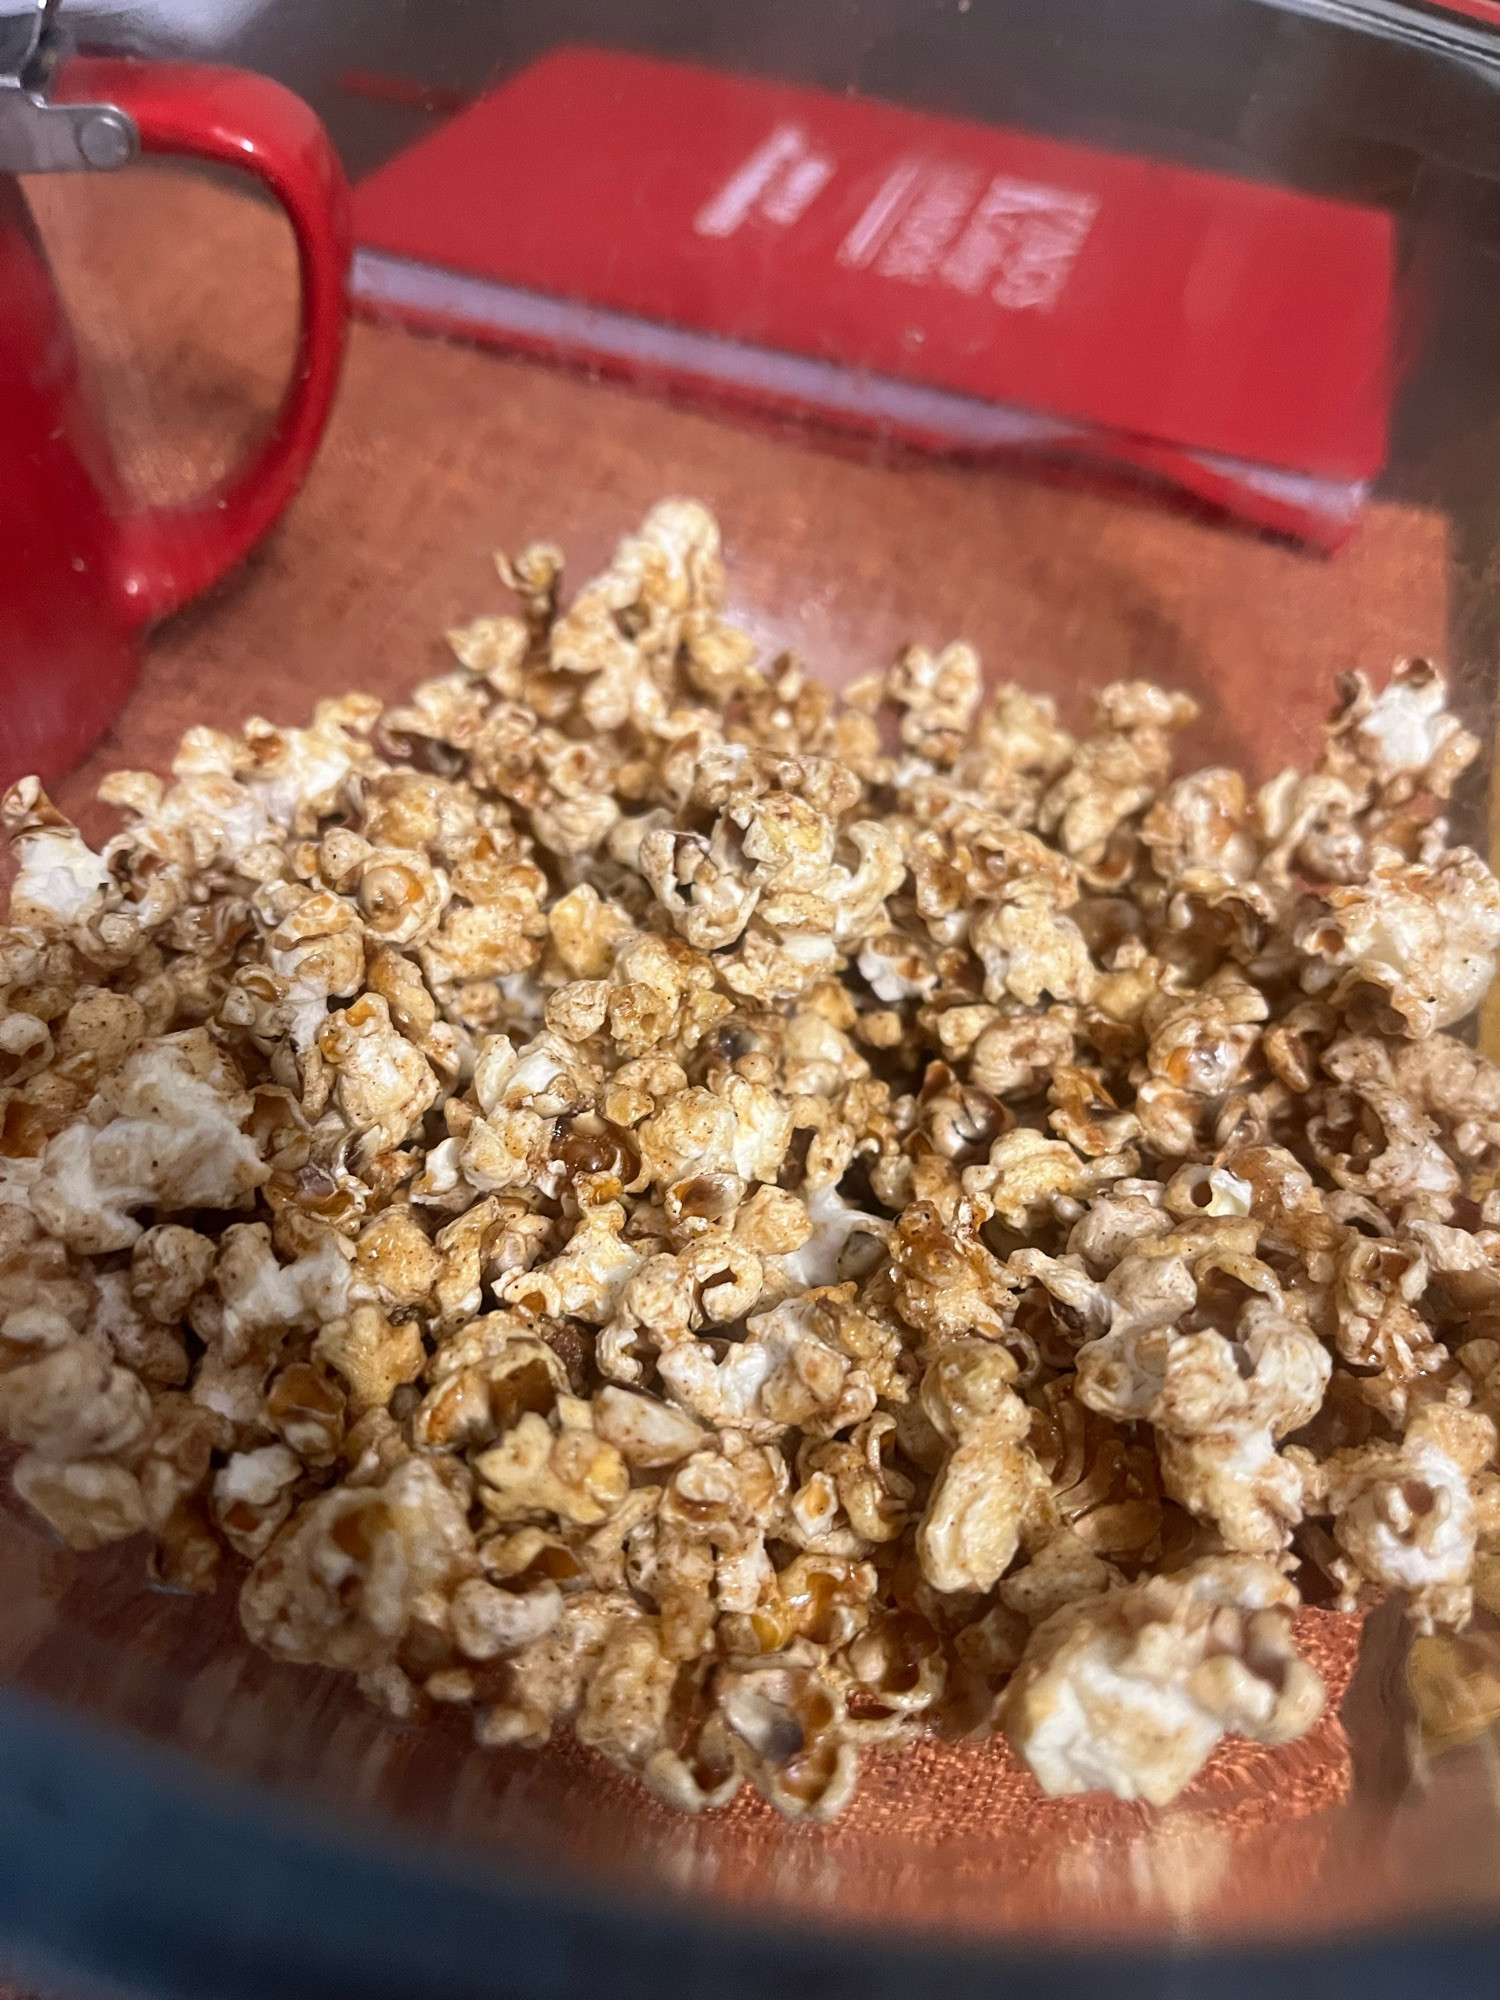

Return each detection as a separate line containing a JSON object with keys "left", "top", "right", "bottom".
{"left": 212, "top": 1442, "right": 303, "bottom": 1558}
{"left": 1318, "top": 1404, "right": 1495, "bottom": 1631}
{"left": 1, "top": 780, "right": 113, "bottom": 929}
{"left": 31, "top": 1032, "right": 267, "bottom": 1253}
{"left": 1000, "top": 1557, "right": 1325, "bottom": 1805}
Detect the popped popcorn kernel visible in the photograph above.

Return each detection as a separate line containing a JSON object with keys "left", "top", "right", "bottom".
{"left": 999, "top": 1557, "right": 1324, "bottom": 1805}
{"left": 6, "top": 503, "right": 1494, "bottom": 1822}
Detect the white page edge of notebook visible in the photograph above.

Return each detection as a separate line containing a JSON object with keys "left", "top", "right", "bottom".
{"left": 350, "top": 247, "right": 1369, "bottom": 530}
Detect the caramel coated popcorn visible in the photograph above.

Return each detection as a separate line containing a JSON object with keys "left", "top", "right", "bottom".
{"left": 3, "top": 501, "right": 1497, "bottom": 1819}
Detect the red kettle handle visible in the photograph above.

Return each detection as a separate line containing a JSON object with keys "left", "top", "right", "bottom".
{"left": 54, "top": 56, "right": 351, "bottom": 626}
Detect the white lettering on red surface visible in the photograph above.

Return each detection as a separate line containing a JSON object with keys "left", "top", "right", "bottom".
{"left": 942, "top": 173, "right": 1099, "bottom": 309}
{"left": 836, "top": 156, "right": 925, "bottom": 268}
{"left": 694, "top": 125, "right": 836, "bottom": 238}
{"left": 840, "top": 157, "right": 1098, "bottom": 310}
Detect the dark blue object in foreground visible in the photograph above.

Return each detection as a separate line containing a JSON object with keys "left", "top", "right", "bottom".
{"left": 0, "top": 1685, "right": 1497, "bottom": 2000}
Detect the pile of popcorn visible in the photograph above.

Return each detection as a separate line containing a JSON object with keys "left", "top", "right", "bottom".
{"left": 3, "top": 499, "right": 1500, "bottom": 1819}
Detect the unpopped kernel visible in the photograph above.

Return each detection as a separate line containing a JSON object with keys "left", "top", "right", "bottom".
{"left": 2, "top": 499, "right": 1498, "bottom": 1817}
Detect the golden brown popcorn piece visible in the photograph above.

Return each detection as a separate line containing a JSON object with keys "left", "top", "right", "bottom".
{"left": 1143, "top": 968, "right": 1267, "bottom": 1101}
{"left": 1382, "top": 1035, "right": 1500, "bottom": 1182}
{"left": 1320, "top": 658, "right": 1479, "bottom": 808}
{"left": 970, "top": 1006, "right": 1077, "bottom": 1099}
{"left": 415, "top": 1319, "right": 569, "bottom": 1452}
{"left": 599, "top": 931, "right": 731, "bottom": 1060}
{"left": 964, "top": 1128, "right": 1131, "bottom": 1235}
{"left": 549, "top": 501, "right": 748, "bottom": 730}
{"left": 792, "top": 1413, "right": 914, "bottom": 1547}
{"left": 841, "top": 1603, "right": 948, "bottom": 1727}
{"left": 572, "top": 1614, "right": 680, "bottom": 1775}
{"left": 241, "top": 1456, "right": 478, "bottom": 1672}
{"left": 12, "top": 1451, "right": 147, "bottom": 1549}
{"left": 446, "top": 612, "right": 529, "bottom": 695}
{"left": 92, "top": 1267, "right": 189, "bottom": 1389}
{"left": 450, "top": 1573, "right": 563, "bottom": 1659}
{"left": 238, "top": 697, "right": 382, "bottom": 834}
{"left": 1076, "top": 1253, "right": 1329, "bottom": 1554}
{"left": 0, "top": 1324, "right": 151, "bottom": 1465}
{"left": 1326, "top": 1229, "right": 1447, "bottom": 1426}
{"left": 947, "top": 679, "right": 1075, "bottom": 821}
{"left": 1309, "top": 1039, "right": 1462, "bottom": 1207}
{"left": 212, "top": 1443, "right": 303, "bottom": 1559}
{"left": 527, "top": 734, "right": 624, "bottom": 858}
{"left": 263, "top": 883, "right": 366, "bottom": 1049}
{"left": 1065, "top": 1181, "right": 1174, "bottom": 1273}
{"left": 499, "top": 1197, "right": 644, "bottom": 1325}
{"left": 998, "top": 1526, "right": 1120, "bottom": 1626}
{"left": 315, "top": 1305, "right": 426, "bottom": 1416}
{"left": 971, "top": 899, "right": 1095, "bottom": 1010}
{"left": 640, "top": 817, "right": 762, "bottom": 953}
{"left": 364, "top": 947, "right": 437, "bottom": 1051}
{"left": 343, "top": 1407, "right": 412, "bottom": 1489}
{"left": 381, "top": 673, "right": 492, "bottom": 765}
{"left": 55, "top": 988, "right": 147, "bottom": 1077}
{"left": 355, "top": 848, "right": 449, "bottom": 948}
{"left": 1038, "top": 681, "right": 1198, "bottom": 870}
{"left": 130, "top": 1224, "right": 217, "bottom": 1326}
{"left": 496, "top": 538, "right": 564, "bottom": 641}
{"left": 473, "top": 1402, "right": 630, "bottom": 1529}
{"left": 1, "top": 780, "right": 113, "bottom": 936}
{"left": 319, "top": 994, "right": 440, "bottom": 1154}
{"left": 592, "top": 1384, "right": 706, "bottom": 1467}
{"left": 1047, "top": 1065, "right": 1140, "bottom": 1157}
{"left": 999, "top": 1556, "right": 1323, "bottom": 1805}
{"left": 419, "top": 858, "right": 548, "bottom": 992}
{"left": 426, "top": 1198, "right": 509, "bottom": 1328}
{"left": 265, "top": 1359, "right": 347, "bottom": 1468}
{"left": 649, "top": 1436, "right": 788, "bottom": 1643}
{"left": 715, "top": 1656, "right": 859, "bottom": 1820}
{"left": 890, "top": 1194, "right": 1015, "bottom": 1344}
{"left": 207, "top": 1221, "right": 350, "bottom": 1370}
{"left": 657, "top": 1290, "right": 876, "bottom": 1445}
{"left": 351, "top": 1205, "right": 439, "bottom": 1312}
{"left": 472, "top": 1588, "right": 642, "bottom": 1750}
{"left": 915, "top": 1341, "right": 1053, "bottom": 1594}
{"left": 858, "top": 929, "right": 942, "bottom": 1007}
{"left": 546, "top": 883, "right": 634, "bottom": 982}
{"left": 1140, "top": 768, "right": 1258, "bottom": 891}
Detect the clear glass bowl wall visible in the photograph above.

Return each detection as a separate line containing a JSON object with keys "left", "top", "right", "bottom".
{"left": 7, "top": 0, "right": 1500, "bottom": 1975}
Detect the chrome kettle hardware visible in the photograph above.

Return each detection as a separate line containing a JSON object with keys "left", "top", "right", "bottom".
{"left": 0, "top": 0, "right": 137, "bottom": 172}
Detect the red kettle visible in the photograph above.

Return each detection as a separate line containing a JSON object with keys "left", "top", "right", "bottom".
{"left": 0, "top": 0, "right": 350, "bottom": 783}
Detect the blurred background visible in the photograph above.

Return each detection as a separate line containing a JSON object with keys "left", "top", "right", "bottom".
{"left": 51, "top": 0, "right": 1500, "bottom": 684}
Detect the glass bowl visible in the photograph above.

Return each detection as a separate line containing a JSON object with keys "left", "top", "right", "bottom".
{"left": 7, "top": 3, "right": 1500, "bottom": 1991}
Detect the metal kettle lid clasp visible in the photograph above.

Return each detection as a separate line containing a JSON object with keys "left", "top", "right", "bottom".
{"left": 0, "top": 0, "right": 137, "bottom": 173}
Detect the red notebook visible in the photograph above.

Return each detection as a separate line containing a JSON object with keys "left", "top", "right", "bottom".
{"left": 350, "top": 47, "right": 1397, "bottom": 547}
